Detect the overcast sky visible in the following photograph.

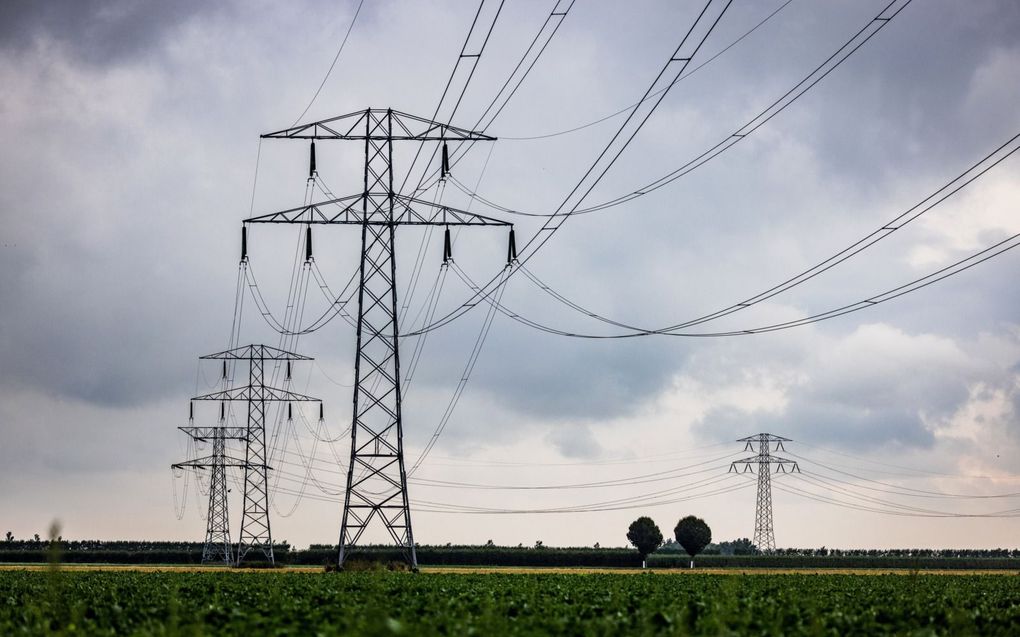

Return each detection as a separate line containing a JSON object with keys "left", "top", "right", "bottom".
{"left": 2, "top": 0, "right": 1019, "bottom": 550}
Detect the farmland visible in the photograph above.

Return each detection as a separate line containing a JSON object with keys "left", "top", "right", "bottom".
{"left": 2, "top": 570, "right": 1018, "bottom": 635}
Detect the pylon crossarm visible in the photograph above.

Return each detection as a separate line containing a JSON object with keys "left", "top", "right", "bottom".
{"left": 730, "top": 455, "right": 799, "bottom": 465}
{"left": 172, "top": 454, "right": 249, "bottom": 469}
{"left": 243, "top": 194, "right": 363, "bottom": 225}
{"left": 192, "top": 386, "right": 321, "bottom": 403}
{"left": 393, "top": 195, "right": 512, "bottom": 226}
{"left": 244, "top": 193, "right": 512, "bottom": 227}
{"left": 178, "top": 426, "right": 248, "bottom": 441}
{"left": 199, "top": 344, "right": 312, "bottom": 361}
{"left": 262, "top": 108, "right": 496, "bottom": 142}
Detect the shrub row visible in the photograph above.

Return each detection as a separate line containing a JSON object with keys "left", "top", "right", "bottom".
{"left": 2, "top": 545, "right": 1017, "bottom": 570}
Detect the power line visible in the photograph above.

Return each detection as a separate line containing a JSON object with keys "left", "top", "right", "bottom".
{"left": 396, "top": 0, "right": 507, "bottom": 197}
{"left": 796, "top": 441, "right": 1020, "bottom": 480}
{"left": 406, "top": 0, "right": 736, "bottom": 337}
{"left": 775, "top": 474, "right": 1020, "bottom": 519}
{"left": 411, "top": 0, "right": 577, "bottom": 194}
{"left": 408, "top": 265, "right": 510, "bottom": 475}
{"left": 791, "top": 454, "right": 1020, "bottom": 499}
{"left": 481, "top": 131, "right": 1020, "bottom": 337}
{"left": 412, "top": 452, "right": 738, "bottom": 490}
{"left": 495, "top": 0, "right": 794, "bottom": 141}
{"left": 451, "top": 0, "right": 912, "bottom": 219}
{"left": 453, "top": 228, "right": 1020, "bottom": 339}
{"left": 290, "top": 0, "right": 365, "bottom": 127}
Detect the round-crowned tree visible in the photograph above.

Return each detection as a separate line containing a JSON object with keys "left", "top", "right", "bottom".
{"left": 626, "top": 517, "right": 663, "bottom": 568}
{"left": 674, "top": 515, "right": 712, "bottom": 568}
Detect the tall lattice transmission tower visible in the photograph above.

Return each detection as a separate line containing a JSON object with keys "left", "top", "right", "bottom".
{"left": 173, "top": 400, "right": 248, "bottom": 564}
{"left": 173, "top": 357, "right": 247, "bottom": 565}
{"left": 176, "top": 344, "right": 321, "bottom": 566}
{"left": 729, "top": 433, "right": 799, "bottom": 553}
{"left": 244, "top": 108, "right": 513, "bottom": 569}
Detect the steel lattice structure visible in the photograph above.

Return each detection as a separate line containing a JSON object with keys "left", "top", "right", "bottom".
{"left": 246, "top": 108, "right": 512, "bottom": 569}
{"left": 174, "top": 422, "right": 247, "bottom": 565}
{"left": 729, "top": 433, "right": 799, "bottom": 553}
{"left": 189, "top": 344, "right": 320, "bottom": 566}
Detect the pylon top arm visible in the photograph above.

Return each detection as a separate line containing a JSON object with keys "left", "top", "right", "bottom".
{"left": 199, "top": 344, "right": 312, "bottom": 361}
{"left": 243, "top": 193, "right": 512, "bottom": 227}
{"left": 736, "top": 433, "right": 792, "bottom": 442}
{"left": 178, "top": 426, "right": 248, "bottom": 441}
{"left": 192, "top": 386, "right": 321, "bottom": 403}
{"left": 261, "top": 108, "right": 495, "bottom": 142}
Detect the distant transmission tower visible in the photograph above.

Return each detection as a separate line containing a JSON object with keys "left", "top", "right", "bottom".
{"left": 245, "top": 109, "right": 513, "bottom": 569}
{"left": 730, "top": 433, "right": 799, "bottom": 553}
{"left": 182, "top": 344, "right": 321, "bottom": 566}
{"left": 174, "top": 402, "right": 247, "bottom": 564}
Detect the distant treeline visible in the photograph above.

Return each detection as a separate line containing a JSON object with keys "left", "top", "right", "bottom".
{"left": 1, "top": 540, "right": 1018, "bottom": 568}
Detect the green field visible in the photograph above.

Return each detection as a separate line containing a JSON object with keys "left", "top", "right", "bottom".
{"left": 2, "top": 570, "right": 1018, "bottom": 635}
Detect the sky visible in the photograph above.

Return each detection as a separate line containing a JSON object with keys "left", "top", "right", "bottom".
{"left": 1, "top": 0, "right": 1019, "bottom": 551}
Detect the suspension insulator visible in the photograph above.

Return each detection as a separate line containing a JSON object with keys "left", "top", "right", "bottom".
{"left": 305, "top": 225, "right": 313, "bottom": 262}
{"left": 286, "top": 361, "right": 292, "bottom": 381}
{"left": 319, "top": 402, "right": 324, "bottom": 421}
{"left": 219, "top": 401, "right": 225, "bottom": 422}
{"left": 288, "top": 402, "right": 293, "bottom": 421}
{"left": 443, "top": 226, "right": 452, "bottom": 264}
{"left": 240, "top": 226, "right": 248, "bottom": 263}
{"left": 507, "top": 227, "right": 517, "bottom": 264}
{"left": 222, "top": 360, "right": 228, "bottom": 380}
{"left": 309, "top": 141, "right": 317, "bottom": 178}
{"left": 189, "top": 401, "right": 194, "bottom": 422}
{"left": 441, "top": 142, "right": 450, "bottom": 178}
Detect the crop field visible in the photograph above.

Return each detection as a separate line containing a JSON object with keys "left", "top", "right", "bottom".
{"left": 2, "top": 570, "right": 1019, "bottom": 635}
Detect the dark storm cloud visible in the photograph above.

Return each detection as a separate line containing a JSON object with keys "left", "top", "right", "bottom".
{"left": 0, "top": 0, "right": 212, "bottom": 63}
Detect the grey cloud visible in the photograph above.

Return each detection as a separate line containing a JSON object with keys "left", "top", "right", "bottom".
{"left": 0, "top": 0, "right": 213, "bottom": 63}
{"left": 545, "top": 424, "right": 603, "bottom": 460}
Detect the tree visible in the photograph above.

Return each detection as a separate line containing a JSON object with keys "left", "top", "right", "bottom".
{"left": 715, "top": 538, "right": 757, "bottom": 556}
{"left": 4, "top": 531, "right": 12, "bottom": 543}
{"left": 627, "top": 517, "right": 663, "bottom": 568}
{"left": 674, "top": 515, "right": 712, "bottom": 568}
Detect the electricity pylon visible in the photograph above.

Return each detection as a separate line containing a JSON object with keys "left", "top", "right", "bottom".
{"left": 245, "top": 108, "right": 513, "bottom": 569}
{"left": 729, "top": 433, "right": 799, "bottom": 553}
{"left": 189, "top": 344, "right": 321, "bottom": 565}
{"left": 174, "top": 412, "right": 247, "bottom": 565}
{"left": 173, "top": 358, "right": 248, "bottom": 565}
